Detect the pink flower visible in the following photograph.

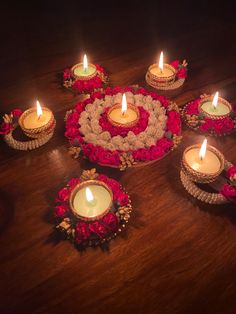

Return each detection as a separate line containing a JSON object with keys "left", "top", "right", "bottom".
{"left": 89, "top": 221, "right": 108, "bottom": 238}
{"left": 76, "top": 222, "right": 91, "bottom": 244}
{"left": 185, "top": 100, "right": 200, "bottom": 115}
{"left": 68, "top": 178, "right": 80, "bottom": 189}
{"left": 149, "top": 145, "right": 165, "bottom": 159}
{"left": 199, "top": 119, "right": 213, "bottom": 132}
{"left": 98, "top": 174, "right": 109, "bottom": 183}
{"left": 95, "top": 64, "right": 105, "bottom": 73}
{"left": 75, "top": 102, "right": 85, "bottom": 114}
{"left": 65, "top": 126, "right": 80, "bottom": 139}
{"left": 106, "top": 178, "right": 121, "bottom": 196}
{"left": 220, "top": 183, "right": 236, "bottom": 201}
{"left": 227, "top": 167, "right": 236, "bottom": 181}
{"left": 0, "top": 122, "right": 13, "bottom": 135}
{"left": 157, "top": 138, "right": 173, "bottom": 152}
{"left": 56, "top": 188, "right": 70, "bottom": 202}
{"left": 212, "top": 120, "right": 225, "bottom": 134}
{"left": 103, "top": 213, "right": 119, "bottom": 232}
{"left": 170, "top": 60, "right": 180, "bottom": 69}
{"left": 176, "top": 68, "right": 187, "bottom": 78}
{"left": 221, "top": 117, "right": 234, "bottom": 133}
{"left": 55, "top": 204, "right": 69, "bottom": 218}
{"left": 132, "top": 148, "right": 151, "bottom": 161}
{"left": 116, "top": 192, "right": 129, "bottom": 206}
{"left": 90, "top": 91, "right": 104, "bottom": 100}
{"left": 66, "top": 112, "right": 79, "bottom": 127}
{"left": 98, "top": 150, "right": 120, "bottom": 166}
{"left": 166, "top": 111, "right": 181, "bottom": 135}
{"left": 63, "top": 68, "right": 71, "bottom": 80}
{"left": 11, "top": 108, "right": 23, "bottom": 118}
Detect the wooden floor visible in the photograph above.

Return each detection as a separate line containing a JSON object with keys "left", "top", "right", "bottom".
{"left": 0, "top": 2, "right": 236, "bottom": 314}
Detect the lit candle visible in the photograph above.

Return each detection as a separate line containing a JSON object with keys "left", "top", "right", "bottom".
{"left": 107, "top": 93, "right": 139, "bottom": 127}
{"left": 72, "top": 54, "right": 97, "bottom": 78}
{"left": 199, "top": 92, "right": 232, "bottom": 118}
{"left": 70, "top": 181, "right": 113, "bottom": 221}
{"left": 149, "top": 51, "right": 176, "bottom": 80}
{"left": 20, "top": 100, "right": 53, "bottom": 130}
{"left": 183, "top": 138, "right": 224, "bottom": 183}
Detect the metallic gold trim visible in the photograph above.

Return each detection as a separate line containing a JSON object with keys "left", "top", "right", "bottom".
{"left": 182, "top": 144, "right": 225, "bottom": 183}
{"left": 199, "top": 95, "right": 232, "bottom": 119}
{"left": 71, "top": 63, "right": 97, "bottom": 80}
{"left": 107, "top": 103, "right": 140, "bottom": 128}
{"left": 147, "top": 63, "right": 176, "bottom": 87}
{"left": 69, "top": 180, "right": 113, "bottom": 221}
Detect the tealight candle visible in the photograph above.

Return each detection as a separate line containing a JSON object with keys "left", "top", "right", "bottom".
{"left": 148, "top": 51, "right": 176, "bottom": 86}
{"left": 199, "top": 92, "right": 232, "bottom": 119}
{"left": 182, "top": 138, "right": 224, "bottom": 183}
{"left": 72, "top": 54, "right": 97, "bottom": 79}
{"left": 70, "top": 181, "right": 113, "bottom": 221}
{"left": 107, "top": 94, "right": 139, "bottom": 127}
{"left": 19, "top": 100, "right": 54, "bottom": 134}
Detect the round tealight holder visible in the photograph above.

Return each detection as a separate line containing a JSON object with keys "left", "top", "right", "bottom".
{"left": 182, "top": 144, "right": 225, "bottom": 184}
{"left": 198, "top": 95, "right": 232, "bottom": 120}
{"left": 2, "top": 107, "right": 56, "bottom": 151}
{"left": 146, "top": 63, "right": 176, "bottom": 88}
{"left": 69, "top": 180, "right": 113, "bottom": 222}
{"left": 71, "top": 63, "right": 97, "bottom": 81}
{"left": 107, "top": 103, "right": 140, "bottom": 128}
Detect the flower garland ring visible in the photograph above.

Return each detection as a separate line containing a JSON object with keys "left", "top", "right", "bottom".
{"left": 180, "top": 160, "right": 236, "bottom": 204}
{"left": 0, "top": 109, "right": 56, "bottom": 150}
{"left": 183, "top": 94, "right": 236, "bottom": 136}
{"left": 55, "top": 169, "right": 132, "bottom": 248}
{"left": 146, "top": 60, "right": 188, "bottom": 91}
{"left": 65, "top": 86, "right": 182, "bottom": 170}
{"left": 63, "top": 64, "right": 109, "bottom": 94}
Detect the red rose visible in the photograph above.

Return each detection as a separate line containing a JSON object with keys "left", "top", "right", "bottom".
{"left": 116, "top": 192, "right": 129, "bottom": 206}
{"left": 103, "top": 213, "right": 119, "bottom": 232}
{"left": 0, "top": 122, "right": 13, "bottom": 135}
{"left": 132, "top": 148, "right": 151, "bottom": 161}
{"left": 176, "top": 68, "right": 187, "bottom": 78}
{"left": 95, "top": 64, "right": 105, "bottom": 73}
{"left": 71, "top": 135, "right": 84, "bottom": 146}
{"left": 76, "top": 222, "right": 91, "bottom": 244}
{"left": 149, "top": 145, "right": 165, "bottom": 159}
{"left": 170, "top": 60, "right": 180, "bottom": 69}
{"left": 68, "top": 178, "right": 80, "bottom": 189}
{"left": 106, "top": 178, "right": 121, "bottom": 195}
{"left": 63, "top": 68, "right": 71, "bottom": 80}
{"left": 88, "top": 146, "right": 102, "bottom": 163}
{"left": 75, "top": 102, "right": 85, "bottom": 114}
{"left": 89, "top": 221, "right": 108, "bottom": 238}
{"left": 55, "top": 204, "right": 69, "bottom": 218}
{"left": 157, "top": 138, "right": 173, "bottom": 152}
{"left": 185, "top": 100, "right": 200, "bottom": 115}
{"left": 227, "top": 167, "right": 236, "bottom": 179}
{"left": 11, "top": 108, "right": 23, "bottom": 118}
{"left": 221, "top": 117, "right": 234, "bottom": 133}
{"left": 65, "top": 126, "right": 80, "bottom": 139}
{"left": 213, "top": 120, "right": 224, "bottom": 134}
{"left": 98, "top": 174, "right": 109, "bottom": 183}
{"left": 135, "top": 87, "right": 148, "bottom": 95}
{"left": 82, "top": 143, "right": 95, "bottom": 157}
{"left": 220, "top": 183, "right": 236, "bottom": 201}
{"left": 57, "top": 188, "right": 70, "bottom": 202}
{"left": 91, "top": 91, "right": 103, "bottom": 100}
{"left": 199, "top": 119, "right": 212, "bottom": 132}
{"left": 66, "top": 112, "right": 79, "bottom": 127}
{"left": 98, "top": 150, "right": 120, "bottom": 166}
{"left": 166, "top": 111, "right": 181, "bottom": 135}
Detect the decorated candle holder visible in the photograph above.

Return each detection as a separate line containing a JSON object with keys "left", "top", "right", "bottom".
{"left": 0, "top": 103, "right": 56, "bottom": 151}
{"left": 64, "top": 86, "right": 182, "bottom": 171}
{"left": 145, "top": 52, "right": 188, "bottom": 91}
{"left": 63, "top": 54, "right": 109, "bottom": 94}
{"left": 180, "top": 140, "right": 236, "bottom": 204}
{"left": 54, "top": 169, "right": 132, "bottom": 248}
{"left": 183, "top": 93, "right": 236, "bottom": 136}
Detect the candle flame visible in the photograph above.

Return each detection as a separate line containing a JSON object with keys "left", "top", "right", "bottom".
{"left": 85, "top": 187, "right": 94, "bottom": 203}
{"left": 83, "top": 54, "right": 88, "bottom": 71}
{"left": 36, "top": 100, "right": 43, "bottom": 118}
{"left": 199, "top": 138, "right": 207, "bottom": 160}
{"left": 158, "top": 51, "right": 164, "bottom": 72}
{"left": 121, "top": 93, "right": 127, "bottom": 115}
{"left": 212, "top": 91, "right": 219, "bottom": 109}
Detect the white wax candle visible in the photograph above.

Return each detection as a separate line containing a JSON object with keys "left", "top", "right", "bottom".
{"left": 201, "top": 101, "right": 230, "bottom": 116}
{"left": 109, "top": 107, "right": 138, "bottom": 125}
{"left": 73, "top": 184, "right": 112, "bottom": 219}
{"left": 73, "top": 64, "right": 96, "bottom": 77}
{"left": 23, "top": 109, "right": 52, "bottom": 129}
{"left": 185, "top": 147, "right": 221, "bottom": 174}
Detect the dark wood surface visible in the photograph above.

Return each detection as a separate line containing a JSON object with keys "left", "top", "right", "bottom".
{"left": 0, "top": 2, "right": 236, "bottom": 314}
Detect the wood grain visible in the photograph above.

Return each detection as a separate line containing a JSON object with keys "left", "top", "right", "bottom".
{"left": 0, "top": 3, "right": 236, "bottom": 314}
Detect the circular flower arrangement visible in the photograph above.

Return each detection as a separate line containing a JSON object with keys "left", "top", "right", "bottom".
{"left": 55, "top": 169, "right": 132, "bottom": 248}
{"left": 65, "top": 86, "right": 182, "bottom": 170}
{"left": 63, "top": 64, "right": 109, "bottom": 94}
{"left": 183, "top": 96, "right": 236, "bottom": 136}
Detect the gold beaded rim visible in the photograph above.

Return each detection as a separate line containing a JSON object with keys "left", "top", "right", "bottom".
{"left": 71, "top": 63, "right": 97, "bottom": 80}
{"left": 107, "top": 103, "right": 140, "bottom": 128}
{"left": 69, "top": 180, "right": 113, "bottom": 222}
{"left": 18, "top": 107, "right": 54, "bottom": 134}
{"left": 182, "top": 144, "right": 225, "bottom": 183}
{"left": 199, "top": 95, "right": 232, "bottom": 119}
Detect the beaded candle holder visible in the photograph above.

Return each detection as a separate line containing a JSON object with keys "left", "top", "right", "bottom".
{"left": 145, "top": 53, "right": 188, "bottom": 91}
{"left": 180, "top": 140, "right": 236, "bottom": 204}
{"left": 63, "top": 54, "right": 109, "bottom": 94}
{"left": 55, "top": 169, "right": 132, "bottom": 248}
{"left": 0, "top": 103, "right": 56, "bottom": 150}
